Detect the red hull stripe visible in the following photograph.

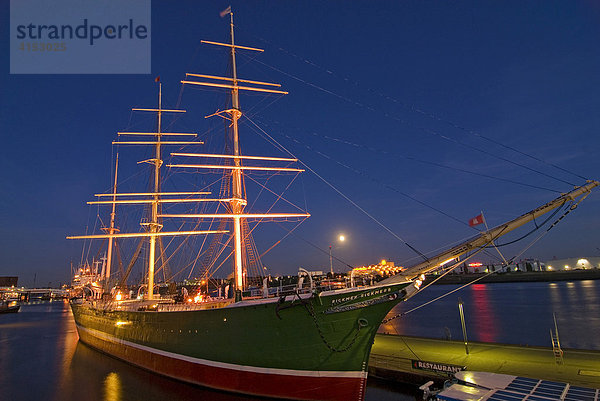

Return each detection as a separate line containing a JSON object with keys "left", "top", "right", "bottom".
{"left": 77, "top": 324, "right": 365, "bottom": 378}
{"left": 76, "top": 324, "right": 367, "bottom": 401}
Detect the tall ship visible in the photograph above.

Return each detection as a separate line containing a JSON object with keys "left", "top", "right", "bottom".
{"left": 68, "top": 11, "right": 598, "bottom": 401}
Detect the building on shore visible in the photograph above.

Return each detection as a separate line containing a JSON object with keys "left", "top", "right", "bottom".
{"left": 451, "top": 257, "right": 600, "bottom": 274}
{"left": 0, "top": 276, "right": 18, "bottom": 287}
{"left": 544, "top": 257, "right": 600, "bottom": 271}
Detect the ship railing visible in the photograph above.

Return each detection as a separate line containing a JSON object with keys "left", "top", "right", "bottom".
{"left": 248, "top": 284, "right": 317, "bottom": 299}
{"left": 248, "top": 280, "right": 353, "bottom": 299}
{"left": 106, "top": 297, "right": 235, "bottom": 312}
{"left": 156, "top": 299, "right": 234, "bottom": 311}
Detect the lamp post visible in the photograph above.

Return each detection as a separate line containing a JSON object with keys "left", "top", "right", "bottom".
{"left": 329, "top": 245, "right": 333, "bottom": 275}
{"left": 329, "top": 234, "right": 346, "bottom": 276}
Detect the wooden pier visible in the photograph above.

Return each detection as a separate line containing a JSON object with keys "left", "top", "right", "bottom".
{"left": 369, "top": 334, "right": 600, "bottom": 388}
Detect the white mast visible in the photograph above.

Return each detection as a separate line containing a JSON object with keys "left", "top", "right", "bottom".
{"left": 68, "top": 86, "right": 230, "bottom": 299}
{"left": 174, "top": 10, "right": 310, "bottom": 299}
{"left": 147, "top": 82, "right": 164, "bottom": 300}
{"left": 227, "top": 11, "right": 246, "bottom": 294}
{"left": 103, "top": 153, "right": 119, "bottom": 287}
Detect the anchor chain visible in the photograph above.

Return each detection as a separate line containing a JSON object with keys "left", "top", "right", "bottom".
{"left": 305, "top": 300, "right": 368, "bottom": 353}
{"left": 382, "top": 312, "right": 405, "bottom": 324}
{"left": 275, "top": 291, "right": 368, "bottom": 352}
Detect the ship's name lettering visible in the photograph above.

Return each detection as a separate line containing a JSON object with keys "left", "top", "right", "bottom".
{"left": 331, "top": 287, "right": 391, "bottom": 305}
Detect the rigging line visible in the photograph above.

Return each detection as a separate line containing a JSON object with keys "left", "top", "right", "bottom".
{"left": 245, "top": 171, "right": 305, "bottom": 211}
{"left": 263, "top": 123, "right": 475, "bottom": 229}
{"left": 255, "top": 116, "right": 561, "bottom": 194}
{"left": 200, "top": 218, "right": 234, "bottom": 278}
{"left": 423, "top": 128, "right": 576, "bottom": 187}
{"left": 187, "top": 214, "right": 216, "bottom": 280}
{"left": 405, "top": 196, "right": 586, "bottom": 318}
{"left": 236, "top": 174, "right": 308, "bottom": 257}
{"left": 240, "top": 117, "right": 291, "bottom": 157}
{"left": 79, "top": 216, "right": 91, "bottom": 266}
{"left": 482, "top": 214, "right": 509, "bottom": 266}
{"left": 398, "top": 228, "right": 512, "bottom": 268}
{"left": 390, "top": 234, "right": 508, "bottom": 321}
{"left": 305, "top": 129, "right": 562, "bottom": 194}
{"left": 85, "top": 205, "right": 101, "bottom": 263}
{"left": 309, "top": 145, "right": 472, "bottom": 229}
{"left": 245, "top": 32, "right": 589, "bottom": 182}
{"left": 510, "top": 195, "right": 588, "bottom": 262}
{"left": 485, "top": 201, "right": 566, "bottom": 248}
{"left": 207, "top": 237, "right": 235, "bottom": 279}
{"left": 247, "top": 173, "right": 272, "bottom": 210}
{"left": 404, "top": 155, "right": 560, "bottom": 194}
{"left": 402, "top": 267, "right": 494, "bottom": 318}
{"left": 471, "top": 132, "right": 589, "bottom": 181}
{"left": 155, "top": 220, "right": 191, "bottom": 277}
{"left": 411, "top": 226, "right": 508, "bottom": 297}
{"left": 249, "top": 57, "right": 577, "bottom": 187}
{"left": 481, "top": 248, "right": 505, "bottom": 263}
{"left": 274, "top": 222, "right": 354, "bottom": 269}
{"left": 244, "top": 115, "right": 429, "bottom": 262}
{"left": 188, "top": 227, "right": 213, "bottom": 280}
{"left": 171, "top": 241, "right": 210, "bottom": 282}
{"left": 259, "top": 219, "right": 307, "bottom": 259}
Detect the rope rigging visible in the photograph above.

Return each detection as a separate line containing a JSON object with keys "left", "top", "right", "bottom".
{"left": 244, "top": 114, "right": 431, "bottom": 262}
{"left": 382, "top": 194, "right": 585, "bottom": 323}
{"left": 239, "top": 31, "right": 590, "bottom": 184}
{"left": 251, "top": 117, "right": 563, "bottom": 236}
{"left": 240, "top": 53, "right": 580, "bottom": 189}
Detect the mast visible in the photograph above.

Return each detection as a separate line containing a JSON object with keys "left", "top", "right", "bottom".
{"left": 104, "top": 153, "right": 120, "bottom": 287}
{"left": 68, "top": 87, "right": 230, "bottom": 298}
{"left": 147, "top": 82, "right": 163, "bottom": 300}
{"left": 227, "top": 11, "right": 246, "bottom": 294}
{"left": 383, "top": 180, "right": 599, "bottom": 282}
{"left": 175, "top": 11, "right": 308, "bottom": 299}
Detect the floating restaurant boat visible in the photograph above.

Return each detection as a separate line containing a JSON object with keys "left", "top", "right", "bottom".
{"left": 68, "top": 11, "right": 598, "bottom": 401}
{"left": 434, "top": 371, "right": 600, "bottom": 401}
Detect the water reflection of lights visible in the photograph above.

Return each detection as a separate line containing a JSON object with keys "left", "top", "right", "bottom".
{"left": 470, "top": 284, "right": 497, "bottom": 343}
{"left": 57, "top": 301, "right": 79, "bottom": 394}
{"left": 548, "top": 281, "right": 563, "bottom": 320}
{"left": 104, "top": 372, "right": 122, "bottom": 401}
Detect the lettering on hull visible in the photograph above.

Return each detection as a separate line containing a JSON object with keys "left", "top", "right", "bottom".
{"left": 325, "top": 288, "right": 406, "bottom": 314}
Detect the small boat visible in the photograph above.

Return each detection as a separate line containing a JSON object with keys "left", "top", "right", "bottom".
{"left": 0, "top": 299, "right": 20, "bottom": 313}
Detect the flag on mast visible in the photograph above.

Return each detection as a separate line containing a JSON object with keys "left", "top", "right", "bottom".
{"left": 468, "top": 213, "right": 484, "bottom": 227}
{"left": 220, "top": 6, "right": 231, "bottom": 18}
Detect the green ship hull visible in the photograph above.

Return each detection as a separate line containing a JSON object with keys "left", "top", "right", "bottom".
{"left": 71, "top": 281, "right": 413, "bottom": 401}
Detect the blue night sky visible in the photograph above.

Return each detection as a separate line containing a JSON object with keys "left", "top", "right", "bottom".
{"left": 1, "top": 1, "right": 599, "bottom": 287}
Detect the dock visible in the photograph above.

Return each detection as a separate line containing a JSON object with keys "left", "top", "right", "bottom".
{"left": 369, "top": 334, "right": 600, "bottom": 388}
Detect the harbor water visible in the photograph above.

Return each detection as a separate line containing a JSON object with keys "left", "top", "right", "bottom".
{"left": 381, "top": 279, "right": 600, "bottom": 350}
{"left": 1, "top": 280, "right": 599, "bottom": 401}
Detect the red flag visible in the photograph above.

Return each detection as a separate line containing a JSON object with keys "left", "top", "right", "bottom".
{"left": 155, "top": 76, "right": 160, "bottom": 82}
{"left": 220, "top": 6, "right": 231, "bottom": 18}
{"left": 468, "top": 213, "right": 484, "bottom": 227}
